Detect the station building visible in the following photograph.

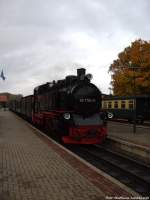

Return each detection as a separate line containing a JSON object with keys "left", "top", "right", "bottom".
{"left": 0, "top": 95, "right": 8, "bottom": 109}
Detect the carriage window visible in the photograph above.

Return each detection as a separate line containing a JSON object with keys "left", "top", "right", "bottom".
{"left": 121, "top": 101, "right": 126, "bottom": 109}
{"left": 108, "top": 101, "right": 112, "bottom": 109}
{"left": 129, "top": 100, "right": 134, "bottom": 109}
{"left": 114, "top": 101, "right": 118, "bottom": 109}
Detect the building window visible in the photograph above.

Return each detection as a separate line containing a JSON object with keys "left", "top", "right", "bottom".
{"left": 129, "top": 100, "right": 134, "bottom": 109}
{"left": 114, "top": 101, "right": 118, "bottom": 109}
{"left": 121, "top": 101, "right": 126, "bottom": 109}
{"left": 108, "top": 101, "right": 112, "bottom": 109}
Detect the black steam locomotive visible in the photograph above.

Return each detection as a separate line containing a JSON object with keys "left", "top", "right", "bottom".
{"left": 10, "top": 68, "right": 107, "bottom": 144}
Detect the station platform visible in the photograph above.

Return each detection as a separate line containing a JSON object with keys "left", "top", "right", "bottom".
{"left": 108, "top": 121, "right": 150, "bottom": 148}
{"left": 107, "top": 121, "right": 150, "bottom": 165}
{"left": 0, "top": 111, "right": 137, "bottom": 200}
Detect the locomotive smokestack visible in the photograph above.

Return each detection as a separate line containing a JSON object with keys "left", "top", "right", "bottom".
{"left": 77, "top": 68, "right": 86, "bottom": 78}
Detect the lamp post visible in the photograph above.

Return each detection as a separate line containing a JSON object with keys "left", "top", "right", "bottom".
{"left": 129, "top": 61, "right": 136, "bottom": 133}
{"left": 108, "top": 87, "right": 112, "bottom": 95}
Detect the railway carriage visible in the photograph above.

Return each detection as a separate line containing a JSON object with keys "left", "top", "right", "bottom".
{"left": 102, "top": 95, "right": 150, "bottom": 123}
{"left": 9, "top": 99, "right": 21, "bottom": 114}
{"left": 21, "top": 95, "right": 33, "bottom": 121}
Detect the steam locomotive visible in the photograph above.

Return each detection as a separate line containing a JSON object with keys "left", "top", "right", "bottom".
{"left": 10, "top": 68, "right": 107, "bottom": 144}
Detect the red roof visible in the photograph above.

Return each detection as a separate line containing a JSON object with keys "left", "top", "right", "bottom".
{"left": 0, "top": 95, "right": 8, "bottom": 102}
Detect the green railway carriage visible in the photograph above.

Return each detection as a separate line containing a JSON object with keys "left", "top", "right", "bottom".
{"left": 102, "top": 95, "right": 150, "bottom": 123}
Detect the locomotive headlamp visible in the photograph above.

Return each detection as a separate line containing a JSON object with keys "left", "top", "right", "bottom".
{"left": 86, "top": 73, "right": 93, "bottom": 80}
{"left": 107, "top": 112, "right": 114, "bottom": 119}
{"left": 63, "top": 113, "right": 71, "bottom": 120}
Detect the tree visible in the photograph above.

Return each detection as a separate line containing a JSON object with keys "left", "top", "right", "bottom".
{"left": 109, "top": 39, "right": 150, "bottom": 96}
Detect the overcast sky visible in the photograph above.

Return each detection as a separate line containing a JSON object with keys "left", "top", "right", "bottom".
{"left": 0, "top": 0, "right": 149, "bottom": 96}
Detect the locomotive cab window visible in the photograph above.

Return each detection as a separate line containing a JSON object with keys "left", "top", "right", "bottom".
{"left": 34, "top": 98, "right": 39, "bottom": 113}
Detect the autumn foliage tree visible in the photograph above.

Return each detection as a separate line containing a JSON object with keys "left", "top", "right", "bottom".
{"left": 109, "top": 39, "right": 150, "bottom": 96}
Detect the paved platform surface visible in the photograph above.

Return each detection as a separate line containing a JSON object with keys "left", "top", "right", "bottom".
{"left": 0, "top": 111, "right": 137, "bottom": 200}
{"left": 108, "top": 121, "right": 150, "bottom": 148}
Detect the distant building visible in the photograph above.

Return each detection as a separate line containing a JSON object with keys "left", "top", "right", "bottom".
{"left": 0, "top": 95, "right": 8, "bottom": 109}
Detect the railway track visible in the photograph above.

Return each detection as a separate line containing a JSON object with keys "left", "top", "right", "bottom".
{"left": 67, "top": 144, "right": 150, "bottom": 196}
